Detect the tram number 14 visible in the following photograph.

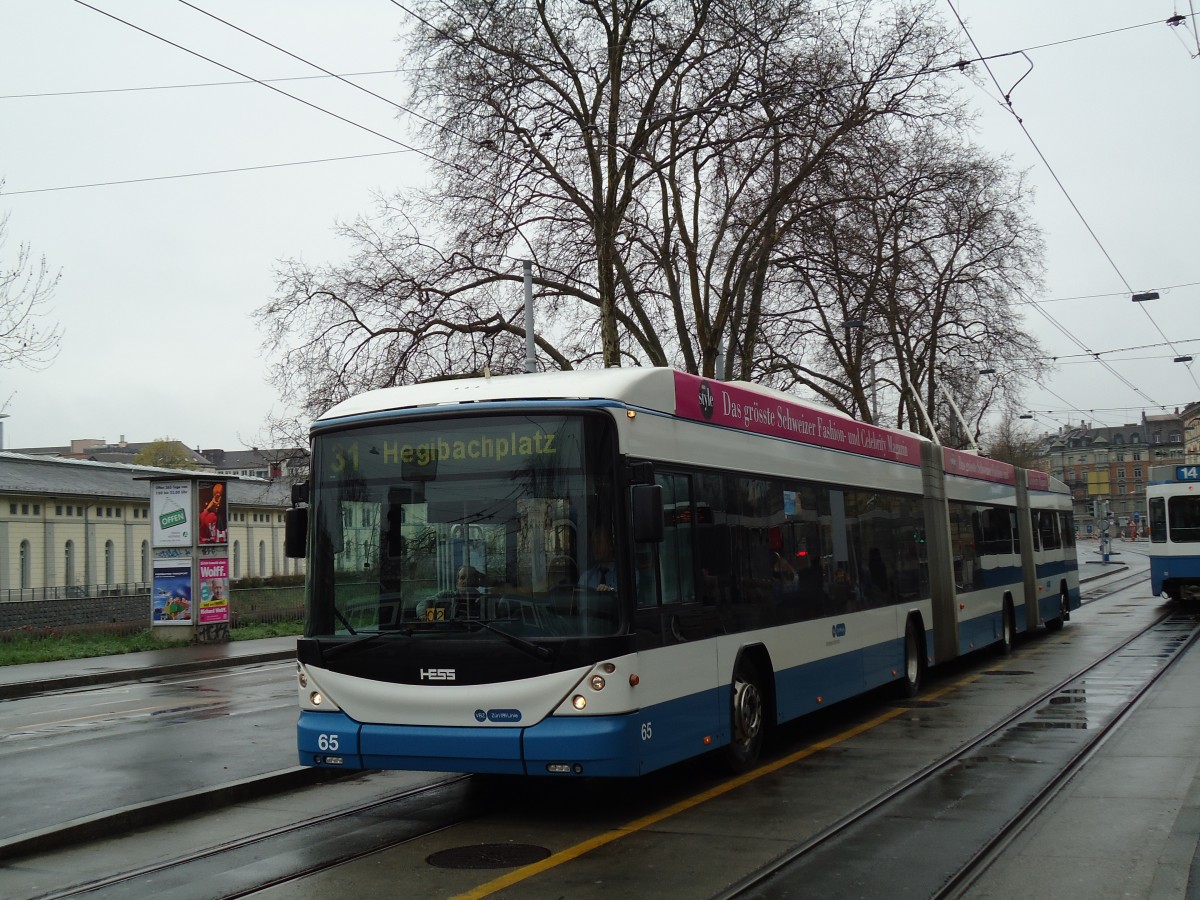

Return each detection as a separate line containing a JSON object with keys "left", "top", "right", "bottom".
{"left": 1178, "top": 466, "right": 1200, "bottom": 482}
{"left": 640, "top": 722, "right": 653, "bottom": 741}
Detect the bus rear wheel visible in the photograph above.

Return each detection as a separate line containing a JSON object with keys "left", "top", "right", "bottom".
{"left": 725, "top": 656, "right": 765, "bottom": 773}
{"left": 901, "top": 618, "right": 924, "bottom": 697}
{"left": 1046, "top": 586, "right": 1068, "bottom": 632}
{"left": 1000, "top": 600, "right": 1015, "bottom": 654}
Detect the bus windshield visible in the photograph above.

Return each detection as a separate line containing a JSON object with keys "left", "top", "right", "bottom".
{"left": 305, "top": 413, "right": 621, "bottom": 640}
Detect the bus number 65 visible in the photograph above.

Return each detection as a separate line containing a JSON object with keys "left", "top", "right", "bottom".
{"left": 318, "top": 733, "right": 340, "bottom": 751}
{"left": 640, "top": 722, "right": 652, "bottom": 741}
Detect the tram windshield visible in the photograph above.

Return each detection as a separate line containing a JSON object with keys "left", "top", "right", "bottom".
{"left": 1168, "top": 495, "right": 1200, "bottom": 543}
{"left": 305, "top": 413, "right": 621, "bottom": 640}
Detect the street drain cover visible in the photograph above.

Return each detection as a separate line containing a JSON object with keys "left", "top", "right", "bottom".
{"left": 893, "top": 699, "right": 945, "bottom": 708}
{"left": 427, "top": 843, "right": 552, "bottom": 870}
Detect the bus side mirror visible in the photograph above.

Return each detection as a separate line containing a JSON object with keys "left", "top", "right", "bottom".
{"left": 285, "top": 506, "right": 308, "bottom": 558}
{"left": 631, "top": 484, "right": 664, "bottom": 543}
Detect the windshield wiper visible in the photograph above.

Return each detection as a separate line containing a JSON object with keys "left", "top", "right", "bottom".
{"left": 319, "top": 628, "right": 407, "bottom": 662}
{"left": 423, "top": 618, "right": 553, "bottom": 661}
{"left": 471, "top": 619, "right": 554, "bottom": 661}
{"left": 334, "top": 606, "right": 357, "bottom": 635}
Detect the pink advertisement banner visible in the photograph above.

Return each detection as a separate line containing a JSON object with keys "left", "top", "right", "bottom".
{"left": 672, "top": 371, "right": 922, "bottom": 467}
{"left": 943, "top": 448, "right": 1016, "bottom": 485}
{"left": 1026, "top": 469, "right": 1051, "bottom": 492}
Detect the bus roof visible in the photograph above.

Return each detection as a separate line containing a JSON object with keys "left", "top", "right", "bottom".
{"left": 317, "top": 369, "right": 926, "bottom": 447}
{"left": 315, "top": 368, "right": 1060, "bottom": 488}
{"left": 317, "top": 368, "right": 679, "bottom": 422}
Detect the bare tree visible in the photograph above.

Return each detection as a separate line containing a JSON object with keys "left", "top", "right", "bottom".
{"left": 750, "top": 121, "right": 1047, "bottom": 442}
{"left": 982, "top": 404, "right": 1044, "bottom": 469}
{"left": 258, "top": 0, "right": 1044, "bottom": 438}
{"left": 0, "top": 204, "right": 62, "bottom": 373}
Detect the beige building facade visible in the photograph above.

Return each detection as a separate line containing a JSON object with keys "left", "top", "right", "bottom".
{"left": 0, "top": 452, "right": 300, "bottom": 600}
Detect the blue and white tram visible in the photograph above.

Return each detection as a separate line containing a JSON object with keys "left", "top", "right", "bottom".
{"left": 286, "top": 369, "right": 1080, "bottom": 777}
{"left": 1147, "top": 465, "right": 1200, "bottom": 600}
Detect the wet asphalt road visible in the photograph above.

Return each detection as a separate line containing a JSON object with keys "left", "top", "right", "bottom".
{"left": 0, "top": 658, "right": 298, "bottom": 840}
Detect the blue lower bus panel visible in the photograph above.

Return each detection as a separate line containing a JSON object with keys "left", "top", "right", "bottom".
{"left": 298, "top": 711, "right": 363, "bottom": 768}
{"left": 1150, "top": 555, "right": 1200, "bottom": 596}
{"left": 299, "top": 698, "right": 715, "bottom": 777}
{"left": 299, "top": 709, "right": 649, "bottom": 776}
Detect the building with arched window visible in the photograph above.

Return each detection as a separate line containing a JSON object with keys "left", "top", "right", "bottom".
{"left": 0, "top": 453, "right": 300, "bottom": 600}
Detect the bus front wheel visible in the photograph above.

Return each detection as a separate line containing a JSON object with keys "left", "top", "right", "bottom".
{"left": 725, "top": 656, "right": 765, "bottom": 772}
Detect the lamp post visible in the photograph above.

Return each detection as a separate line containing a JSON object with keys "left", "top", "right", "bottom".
{"left": 523, "top": 260, "right": 536, "bottom": 373}
{"left": 0, "top": 413, "right": 8, "bottom": 451}
{"left": 841, "top": 319, "right": 877, "bottom": 421}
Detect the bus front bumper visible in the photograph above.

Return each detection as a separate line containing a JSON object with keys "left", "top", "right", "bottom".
{"left": 298, "top": 710, "right": 643, "bottom": 777}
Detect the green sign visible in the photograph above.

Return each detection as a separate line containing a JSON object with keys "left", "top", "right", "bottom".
{"left": 160, "top": 509, "right": 187, "bottom": 529}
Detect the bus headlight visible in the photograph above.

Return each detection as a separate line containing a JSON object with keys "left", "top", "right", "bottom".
{"left": 572, "top": 694, "right": 587, "bottom": 710}
{"left": 309, "top": 691, "right": 324, "bottom": 706}
{"left": 590, "top": 675, "right": 606, "bottom": 691}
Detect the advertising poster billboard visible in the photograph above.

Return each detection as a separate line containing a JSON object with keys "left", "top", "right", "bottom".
{"left": 152, "top": 561, "right": 193, "bottom": 624}
{"left": 198, "top": 480, "right": 228, "bottom": 545}
{"left": 198, "top": 557, "right": 230, "bottom": 624}
{"left": 151, "top": 481, "right": 193, "bottom": 547}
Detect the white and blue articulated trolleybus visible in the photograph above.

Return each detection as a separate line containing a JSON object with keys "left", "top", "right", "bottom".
{"left": 285, "top": 369, "right": 1081, "bottom": 777}
{"left": 1147, "top": 464, "right": 1200, "bottom": 600}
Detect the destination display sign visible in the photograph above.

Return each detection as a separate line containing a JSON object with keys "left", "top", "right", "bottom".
{"left": 1177, "top": 466, "right": 1200, "bottom": 482}
{"left": 672, "top": 371, "right": 922, "bottom": 466}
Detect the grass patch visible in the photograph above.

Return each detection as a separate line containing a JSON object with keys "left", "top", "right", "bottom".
{"left": 0, "top": 629, "right": 188, "bottom": 666}
{"left": 0, "top": 621, "right": 303, "bottom": 667}
{"left": 229, "top": 621, "right": 304, "bottom": 641}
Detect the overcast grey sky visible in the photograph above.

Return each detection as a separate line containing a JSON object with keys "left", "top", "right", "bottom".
{"left": 1, "top": 1, "right": 1198, "bottom": 451}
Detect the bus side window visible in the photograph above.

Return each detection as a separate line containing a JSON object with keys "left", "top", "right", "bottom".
{"left": 693, "top": 473, "right": 730, "bottom": 606}
{"left": 1059, "top": 512, "right": 1076, "bottom": 548}
{"left": 1039, "top": 510, "right": 1060, "bottom": 551}
{"left": 656, "top": 473, "right": 696, "bottom": 605}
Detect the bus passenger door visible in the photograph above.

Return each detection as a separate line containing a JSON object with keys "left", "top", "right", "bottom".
{"left": 632, "top": 472, "right": 720, "bottom": 770}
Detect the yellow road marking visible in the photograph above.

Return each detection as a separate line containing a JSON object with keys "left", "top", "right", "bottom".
{"left": 453, "top": 673, "right": 981, "bottom": 899}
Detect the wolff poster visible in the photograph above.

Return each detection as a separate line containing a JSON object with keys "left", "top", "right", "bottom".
{"left": 198, "top": 557, "right": 230, "bottom": 624}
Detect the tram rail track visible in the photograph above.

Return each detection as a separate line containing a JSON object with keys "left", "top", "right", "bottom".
{"left": 23, "top": 774, "right": 474, "bottom": 900}
{"left": 713, "top": 608, "right": 1200, "bottom": 900}
{"left": 1079, "top": 563, "right": 1149, "bottom": 602}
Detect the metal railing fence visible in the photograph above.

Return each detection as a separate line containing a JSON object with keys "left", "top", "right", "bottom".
{"left": 0, "top": 582, "right": 151, "bottom": 603}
